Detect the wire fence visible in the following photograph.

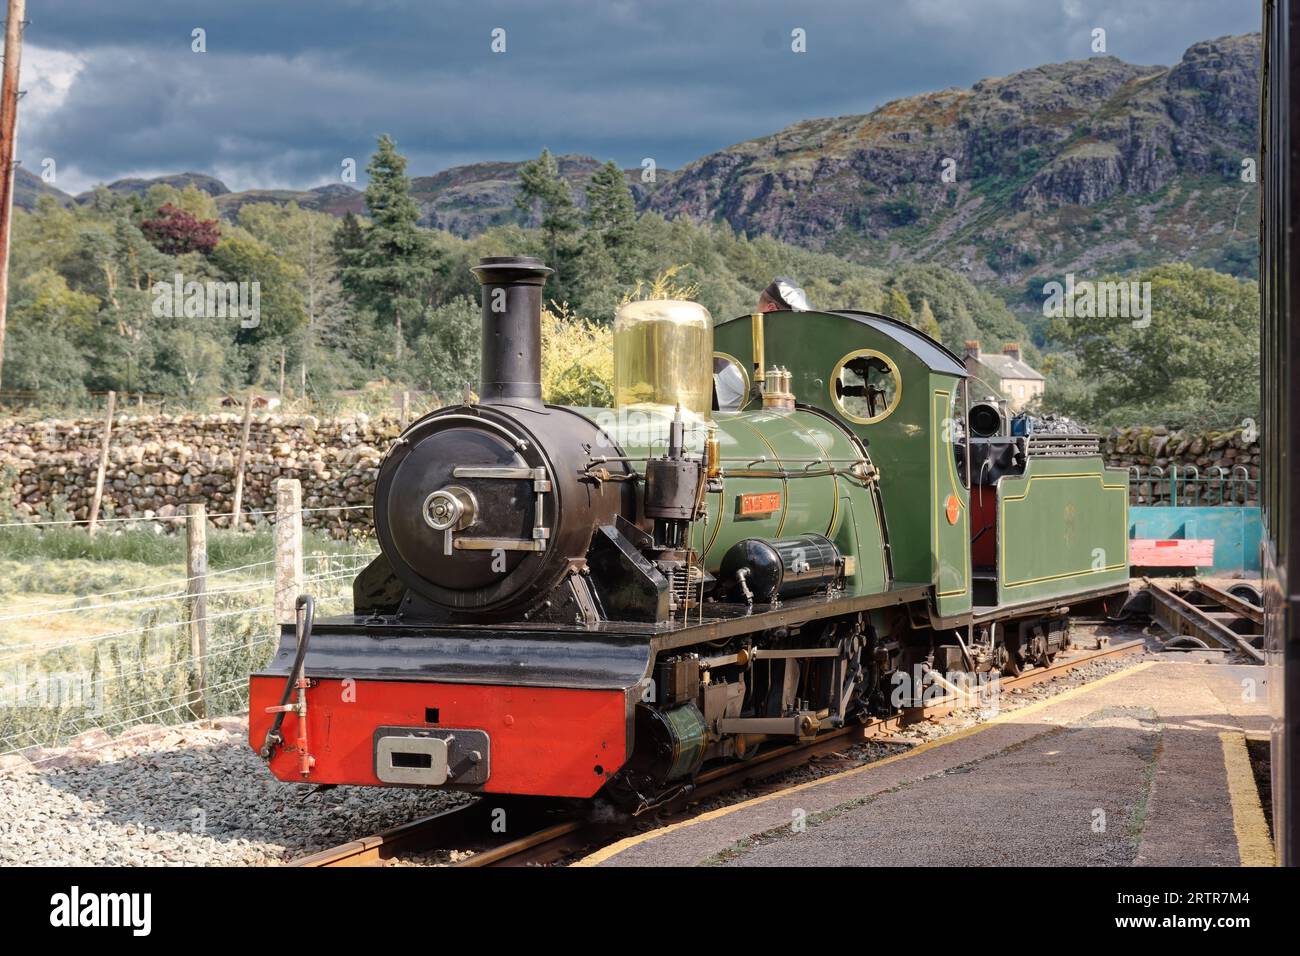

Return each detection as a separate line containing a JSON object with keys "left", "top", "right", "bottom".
{"left": 0, "top": 400, "right": 393, "bottom": 768}
{"left": 0, "top": 503, "right": 373, "bottom": 530}
{"left": 0, "top": 504, "right": 379, "bottom": 764}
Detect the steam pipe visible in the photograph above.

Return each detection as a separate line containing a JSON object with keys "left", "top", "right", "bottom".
{"left": 751, "top": 313, "right": 766, "bottom": 387}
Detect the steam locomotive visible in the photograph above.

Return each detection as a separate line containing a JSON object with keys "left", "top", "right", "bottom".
{"left": 249, "top": 255, "right": 1129, "bottom": 806}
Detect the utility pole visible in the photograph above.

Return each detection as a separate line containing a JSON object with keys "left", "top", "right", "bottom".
{"left": 0, "top": 0, "right": 27, "bottom": 393}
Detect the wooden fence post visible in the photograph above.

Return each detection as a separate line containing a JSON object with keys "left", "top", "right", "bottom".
{"left": 230, "top": 388, "right": 254, "bottom": 529}
{"left": 274, "top": 479, "right": 303, "bottom": 627}
{"left": 87, "top": 390, "right": 115, "bottom": 536}
{"left": 399, "top": 390, "right": 410, "bottom": 430}
{"left": 185, "top": 502, "right": 209, "bottom": 719}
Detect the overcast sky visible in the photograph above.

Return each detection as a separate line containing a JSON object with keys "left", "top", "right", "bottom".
{"left": 18, "top": 0, "right": 1261, "bottom": 195}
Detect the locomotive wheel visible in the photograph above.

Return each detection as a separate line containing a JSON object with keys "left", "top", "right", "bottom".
{"left": 734, "top": 734, "right": 762, "bottom": 761}
{"left": 1227, "top": 582, "right": 1263, "bottom": 607}
{"left": 1033, "top": 641, "right": 1053, "bottom": 669}
{"left": 999, "top": 635, "right": 1023, "bottom": 677}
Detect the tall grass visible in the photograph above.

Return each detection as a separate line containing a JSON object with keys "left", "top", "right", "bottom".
{"left": 0, "top": 517, "right": 375, "bottom": 757}
{"left": 0, "top": 552, "right": 370, "bottom": 756}
{"left": 0, "top": 520, "right": 356, "bottom": 571}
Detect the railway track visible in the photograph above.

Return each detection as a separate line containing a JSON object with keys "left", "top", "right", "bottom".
{"left": 1145, "top": 578, "right": 1264, "bottom": 663}
{"left": 289, "top": 635, "right": 1146, "bottom": 868}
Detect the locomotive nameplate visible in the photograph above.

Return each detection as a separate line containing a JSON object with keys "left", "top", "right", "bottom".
{"left": 737, "top": 492, "right": 782, "bottom": 517}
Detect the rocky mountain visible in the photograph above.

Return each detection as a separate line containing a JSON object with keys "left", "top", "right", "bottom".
{"left": 214, "top": 183, "right": 367, "bottom": 219}
{"left": 15, "top": 170, "right": 227, "bottom": 211}
{"left": 58, "top": 154, "right": 668, "bottom": 237}
{"left": 642, "top": 33, "right": 1260, "bottom": 292}
{"left": 79, "top": 171, "right": 230, "bottom": 201}
{"left": 51, "top": 156, "right": 656, "bottom": 237}
{"left": 32, "top": 33, "right": 1259, "bottom": 293}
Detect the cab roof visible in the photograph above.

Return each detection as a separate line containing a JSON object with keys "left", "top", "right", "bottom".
{"left": 719, "top": 309, "right": 967, "bottom": 377}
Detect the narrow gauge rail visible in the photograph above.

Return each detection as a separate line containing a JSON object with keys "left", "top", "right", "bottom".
{"left": 291, "top": 636, "right": 1144, "bottom": 868}
{"left": 1145, "top": 579, "right": 1264, "bottom": 662}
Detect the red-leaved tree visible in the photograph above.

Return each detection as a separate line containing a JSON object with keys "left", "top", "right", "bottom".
{"left": 141, "top": 203, "right": 222, "bottom": 255}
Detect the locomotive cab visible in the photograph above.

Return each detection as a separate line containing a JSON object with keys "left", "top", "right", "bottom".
{"left": 713, "top": 307, "right": 1130, "bottom": 677}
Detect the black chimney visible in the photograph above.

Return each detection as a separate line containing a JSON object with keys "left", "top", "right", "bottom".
{"left": 470, "top": 255, "right": 552, "bottom": 405}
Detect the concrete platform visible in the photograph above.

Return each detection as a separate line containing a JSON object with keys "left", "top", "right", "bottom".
{"left": 577, "top": 661, "right": 1274, "bottom": 867}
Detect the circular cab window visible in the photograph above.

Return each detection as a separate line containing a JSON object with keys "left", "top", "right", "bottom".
{"left": 713, "top": 352, "right": 750, "bottom": 411}
{"left": 831, "top": 349, "right": 902, "bottom": 424}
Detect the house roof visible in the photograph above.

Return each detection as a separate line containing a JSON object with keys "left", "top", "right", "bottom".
{"left": 968, "top": 352, "right": 1044, "bottom": 382}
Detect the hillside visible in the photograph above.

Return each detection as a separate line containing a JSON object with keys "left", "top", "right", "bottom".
{"left": 14, "top": 168, "right": 72, "bottom": 209}
{"left": 408, "top": 154, "right": 670, "bottom": 235}
{"left": 643, "top": 34, "right": 1260, "bottom": 290}
{"left": 215, "top": 183, "right": 367, "bottom": 219}
{"left": 47, "top": 34, "right": 1260, "bottom": 293}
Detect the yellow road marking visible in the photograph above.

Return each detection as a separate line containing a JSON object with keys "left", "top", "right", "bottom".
{"left": 1218, "top": 731, "right": 1276, "bottom": 867}
{"left": 574, "top": 659, "right": 1157, "bottom": 866}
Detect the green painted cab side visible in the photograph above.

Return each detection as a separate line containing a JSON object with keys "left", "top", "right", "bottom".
{"left": 713, "top": 310, "right": 971, "bottom": 615}
{"left": 996, "top": 458, "right": 1129, "bottom": 606}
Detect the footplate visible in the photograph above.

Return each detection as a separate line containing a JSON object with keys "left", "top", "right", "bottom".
{"left": 373, "top": 727, "right": 491, "bottom": 787}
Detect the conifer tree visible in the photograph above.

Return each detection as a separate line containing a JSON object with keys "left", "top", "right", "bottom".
{"left": 584, "top": 160, "right": 637, "bottom": 273}
{"left": 916, "top": 297, "right": 941, "bottom": 339}
{"left": 338, "top": 135, "right": 439, "bottom": 359}
{"left": 886, "top": 286, "right": 914, "bottom": 325}
{"left": 515, "top": 148, "right": 580, "bottom": 295}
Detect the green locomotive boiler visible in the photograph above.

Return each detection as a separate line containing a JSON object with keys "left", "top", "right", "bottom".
{"left": 250, "top": 256, "right": 1129, "bottom": 804}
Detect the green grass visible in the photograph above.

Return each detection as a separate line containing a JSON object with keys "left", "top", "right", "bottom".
{"left": 0, "top": 520, "right": 356, "bottom": 570}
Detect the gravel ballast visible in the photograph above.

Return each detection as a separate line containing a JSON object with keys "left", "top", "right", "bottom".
{"left": 0, "top": 718, "right": 471, "bottom": 866}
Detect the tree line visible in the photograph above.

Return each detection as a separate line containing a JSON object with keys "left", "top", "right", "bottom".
{"left": 0, "top": 136, "right": 1259, "bottom": 429}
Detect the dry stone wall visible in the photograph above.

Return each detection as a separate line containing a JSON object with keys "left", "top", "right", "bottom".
{"left": 1102, "top": 424, "right": 1259, "bottom": 503}
{"left": 0, "top": 416, "right": 1262, "bottom": 532}
{"left": 0, "top": 413, "right": 404, "bottom": 534}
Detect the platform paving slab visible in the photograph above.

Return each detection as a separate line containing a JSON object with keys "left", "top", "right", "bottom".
{"left": 578, "top": 662, "right": 1270, "bottom": 867}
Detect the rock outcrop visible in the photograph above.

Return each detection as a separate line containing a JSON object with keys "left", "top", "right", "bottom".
{"left": 643, "top": 34, "right": 1261, "bottom": 284}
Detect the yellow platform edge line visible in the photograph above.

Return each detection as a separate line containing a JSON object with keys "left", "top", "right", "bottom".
{"left": 1218, "top": 730, "right": 1276, "bottom": 867}
{"left": 574, "top": 659, "right": 1158, "bottom": 867}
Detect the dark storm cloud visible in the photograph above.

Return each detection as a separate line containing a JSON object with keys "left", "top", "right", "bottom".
{"left": 19, "top": 0, "right": 1261, "bottom": 193}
